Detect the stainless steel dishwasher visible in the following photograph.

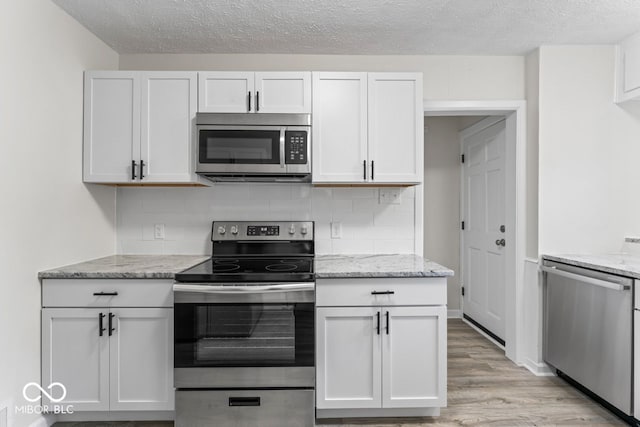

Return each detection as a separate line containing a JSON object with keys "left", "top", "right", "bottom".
{"left": 542, "top": 260, "right": 633, "bottom": 417}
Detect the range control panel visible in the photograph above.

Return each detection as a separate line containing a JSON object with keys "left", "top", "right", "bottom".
{"left": 212, "top": 221, "right": 314, "bottom": 241}
{"left": 285, "top": 131, "right": 308, "bottom": 164}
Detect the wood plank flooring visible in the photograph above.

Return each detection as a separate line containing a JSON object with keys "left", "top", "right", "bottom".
{"left": 54, "top": 319, "right": 626, "bottom": 427}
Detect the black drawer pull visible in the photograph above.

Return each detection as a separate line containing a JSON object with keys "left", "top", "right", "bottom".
{"left": 93, "top": 292, "right": 118, "bottom": 296}
{"left": 371, "top": 290, "right": 395, "bottom": 295}
{"left": 229, "top": 397, "right": 261, "bottom": 407}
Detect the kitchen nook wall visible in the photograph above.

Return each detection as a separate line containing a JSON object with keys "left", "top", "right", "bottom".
{"left": 0, "top": 2, "right": 118, "bottom": 426}
{"left": 116, "top": 185, "right": 417, "bottom": 255}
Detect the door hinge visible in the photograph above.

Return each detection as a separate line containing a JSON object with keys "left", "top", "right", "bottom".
{"left": 461, "top": 286, "right": 465, "bottom": 296}
{"left": 461, "top": 154, "right": 465, "bottom": 164}
{"left": 461, "top": 221, "right": 465, "bottom": 230}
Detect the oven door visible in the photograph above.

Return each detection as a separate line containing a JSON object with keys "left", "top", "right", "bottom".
{"left": 197, "top": 126, "right": 285, "bottom": 174}
{"left": 173, "top": 283, "right": 314, "bottom": 388}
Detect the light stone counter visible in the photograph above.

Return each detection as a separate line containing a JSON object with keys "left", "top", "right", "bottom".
{"left": 315, "top": 254, "right": 454, "bottom": 278}
{"left": 542, "top": 253, "right": 640, "bottom": 279}
{"left": 38, "top": 255, "right": 209, "bottom": 280}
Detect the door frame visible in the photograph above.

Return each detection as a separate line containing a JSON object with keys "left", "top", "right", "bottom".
{"left": 423, "top": 100, "right": 526, "bottom": 365}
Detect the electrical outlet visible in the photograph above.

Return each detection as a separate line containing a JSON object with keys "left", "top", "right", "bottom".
{"left": 154, "top": 223, "right": 165, "bottom": 240}
{"left": 330, "top": 222, "right": 342, "bottom": 239}
{"left": 379, "top": 188, "right": 402, "bottom": 204}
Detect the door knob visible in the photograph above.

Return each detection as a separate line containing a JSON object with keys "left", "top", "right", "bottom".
{"left": 495, "top": 239, "right": 506, "bottom": 247}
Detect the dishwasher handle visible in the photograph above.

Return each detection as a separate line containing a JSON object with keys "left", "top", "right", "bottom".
{"left": 541, "top": 266, "right": 631, "bottom": 291}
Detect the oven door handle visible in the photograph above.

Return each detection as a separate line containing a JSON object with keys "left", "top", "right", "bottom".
{"left": 279, "top": 127, "right": 286, "bottom": 169}
{"left": 173, "top": 283, "right": 314, "bottom": 294}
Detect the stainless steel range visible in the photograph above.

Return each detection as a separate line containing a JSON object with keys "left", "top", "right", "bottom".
{"left": 173, "top": 221, "right": 315, "bottom": 427}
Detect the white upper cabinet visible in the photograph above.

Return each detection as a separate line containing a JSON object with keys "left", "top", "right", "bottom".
{"left": 616, "top": 31, "right": 640, "bottom": 103}
{"left": 368, "top": 73, "right": 423, "bottom": 184}
{"left": 84, "top": 71, "right": 139, "bottom": 183}
{"left": 198, "top": 72, "right": 255, "bottom": 112}
{"left": 84, "top": 71, "right": 198, "bottom": 184}
{"left": 312, "top": 72, "right": 368, "bottom": 182}
{"left": 140, "top": 72, "right": 197, "bottom": 183}
{"left": 312, "top": 72, "right": 423, "bottom": 185}
{"left": 199, "top": 71, "right": 311, "bottom": 113}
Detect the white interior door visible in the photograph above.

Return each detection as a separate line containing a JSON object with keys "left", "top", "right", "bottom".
{"left": 461, "top": 118, "right": 507, "bottom": 341}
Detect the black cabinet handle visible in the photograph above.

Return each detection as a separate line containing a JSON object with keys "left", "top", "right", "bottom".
{"left": 131, "top": 160, "right": 137, "bottom": 180}
{"left": 108, "top": 313, "right": 115, "bottom": 336}
{"left": 140, "top": 160, "right": 145, "bottom": 180}
{"left": 98, "top": 313, "right": 106, "bottom": 337}
{"left": 229, "top": 397, "right": 260, "bottom": 407}
{"left": 386, "top": 311, "right": 390, "bottom": 335}
{"left": 363, "top": 160, "right": 367, "bottom": 180}
{"left": 371, "top": 290, "right": 395, "bottom": 295}
{"left": 248, "top": 91, "right": 252, "bottom": 112}
{"left": 256, "top": 91, "right": 260, "bottom": 112}
{"left": 93, "top": 292, "right": 118, "bottom": 296}
{"left": 376, "top": 311, "right": 380, "bottom": 335}
{"left": 371, "top": 160, "right": 375, "bottom": 180}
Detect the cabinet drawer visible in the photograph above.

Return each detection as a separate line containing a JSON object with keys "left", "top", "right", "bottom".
{"left": 316, "top": 277, "right": 446, "bottom": 307}
{"left": 42, "top": 279, "right": 173, "bottom": 308}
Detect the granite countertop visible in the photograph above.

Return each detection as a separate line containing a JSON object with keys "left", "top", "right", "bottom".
{"left": 542, "top": 254, "right": 640, "bottom": 280}
{"left": 315, "top": 254, "right": 454, "bottom": 278}
{"left": 38, "top": 255, "right": 209, "bottom": 280}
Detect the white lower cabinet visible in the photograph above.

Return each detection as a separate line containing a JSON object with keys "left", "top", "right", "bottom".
{"left": 315, "top": 278, "right": 447, "bottom": 417}
{"left": 41, "top": 280, "right": 174, "bottom": 412}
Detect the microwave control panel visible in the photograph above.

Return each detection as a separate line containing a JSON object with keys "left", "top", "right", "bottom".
{"left": 285, "top": 131, "right": 308, "bottom": 164}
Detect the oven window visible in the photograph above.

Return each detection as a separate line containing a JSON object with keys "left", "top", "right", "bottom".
{"left": 199, "top": 130, "right": 280, "bottom": 164}
{"left": 175, "top": 303, "right": 314, "bottom": 367}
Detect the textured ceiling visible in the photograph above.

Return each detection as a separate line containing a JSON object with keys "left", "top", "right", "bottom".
{"left": 52, "top": 0, "right": 640, "bottom": 55}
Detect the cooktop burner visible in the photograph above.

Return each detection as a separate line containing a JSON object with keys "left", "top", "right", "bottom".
{"left": 175, "top": 257, "right": 314, "bottom": 283}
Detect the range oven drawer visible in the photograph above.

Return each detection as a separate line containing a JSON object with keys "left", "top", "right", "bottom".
{"left": 175, "top": 389, "right": 314, "bottom": 427}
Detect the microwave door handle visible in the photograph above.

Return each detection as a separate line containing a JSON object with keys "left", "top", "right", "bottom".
{"left": 279, "top": 127, "right": 286, "bottom": 169}
{"left": 173, "top": 283, "right": 314, "bottom": 294}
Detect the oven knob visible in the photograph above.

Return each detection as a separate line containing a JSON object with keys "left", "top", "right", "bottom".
{"left": 230, "top": 225, "right": 239, "bottom": 235}
{"left": 289, "top": 225, "right": 296, "bottom": 235}
{"left": 217, "top": 226, "right": 226, "bottom": 235}
{"left": 301, "top": 226, "right": 308, "bottom": 235}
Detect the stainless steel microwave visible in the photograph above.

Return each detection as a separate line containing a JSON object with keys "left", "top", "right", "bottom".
{"left": 195, "top": 113, "right": 311, "bottom": 182}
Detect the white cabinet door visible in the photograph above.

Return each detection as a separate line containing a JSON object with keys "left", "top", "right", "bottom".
{"left": 109, "top": 308, "right": 174, "bottom": 411}
{"left": 316, "top": 307, "right": 381, "bottom": 409}
{"left": 198, "top": 72, "right": 254, "bottom": 113}
{"left": 83, "top": 71, "right": 139, "bottom": 183}
{"left": 255, "top": 72, "right": 311, "bottom": 113}
{"left": 382, "top": 306, "right": 447, "bottom": 408}
{"left": 42, "top": 308, "right": 109, "bottom": 411}
{"left": 312, "top": 72, "right": 368, "bottom": 183}
{"left": 635, "top": 309, "right": 639, "bottom": 417}
{"left": 367, "top": 73, "right": 423, "bottom": 184}
{"left": 140, "top": 72, "right": 197, "bottom": 183}
{"left": 616, "top": 32, "right": 640, "bottom": 102}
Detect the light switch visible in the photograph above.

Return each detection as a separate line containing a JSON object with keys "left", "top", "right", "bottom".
{"left": 154, "top": 224, "right": 165, "bottom": 240}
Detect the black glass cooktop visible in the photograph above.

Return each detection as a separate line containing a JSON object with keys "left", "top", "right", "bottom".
{"left": 175, "top": 257, "right": 315, "bottom": 283}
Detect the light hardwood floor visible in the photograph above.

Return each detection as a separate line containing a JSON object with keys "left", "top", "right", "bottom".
{"left": 55, "top": 319, "right": 626, "bottom": 427}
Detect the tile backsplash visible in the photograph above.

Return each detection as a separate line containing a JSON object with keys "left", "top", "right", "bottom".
{"left": 116, "top": 184, "right": 417, "bottom": 255}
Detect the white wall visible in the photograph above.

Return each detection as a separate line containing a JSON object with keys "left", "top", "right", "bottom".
{"left": 116, "top": 185, "right": 417, "bottom": 255}
{"left": 423, "top": 117, "right": 462, "bottom": 311}
{"left": 538, "top": 46, "right": 640, "bottom": 254}
{"left": 0, "top": 2, "right": 118, "bottom": 425}
{"left": 119, "top": 54, "right": 525, "bottom": 100}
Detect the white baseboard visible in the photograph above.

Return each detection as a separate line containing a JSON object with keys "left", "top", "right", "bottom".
{"left": 447, "top": 309, "right": 462, "bottom": 318}
{"left": 521, "top": 358, "right": 555, "bottom": 377}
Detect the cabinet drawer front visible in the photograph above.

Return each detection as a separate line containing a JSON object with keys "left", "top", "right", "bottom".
{"left": 316, "top": 278, "right": 446, "bottom": 307}
{"left": 42, "top": 279, "right": 173, "bottom": 308}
